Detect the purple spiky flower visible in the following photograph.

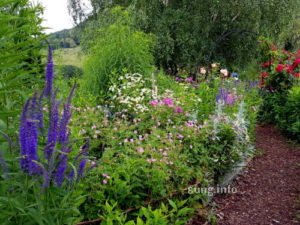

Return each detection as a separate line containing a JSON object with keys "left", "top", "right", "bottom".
{"left": 45, "top": 92, "right": 60, "bottom": 161}
{"left": 54, "top": 153, "right": 68, "bottom": 186}
{"left": 19, "top": 98, "right": 40, "bottom": 175}
{"left": 44, "top": 46, "right": 54, "bottom": 97}
{"left": 18, "top": 47, "right": 89, "bottom": 188}
{"left": 58, "top": 85, "right": 76, "bottom": 145}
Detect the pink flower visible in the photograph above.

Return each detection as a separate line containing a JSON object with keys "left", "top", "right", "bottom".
{"left": 162, "top": 98, "right": 174, "bottom": 107}
{"left": 177, "top": 134, "right": 184, "bottom": 139}
{"left": 103, "top": 179, "right": 108, "bottom": 185}
{"left": 174, "top": 106, "right": 183, "bottom": 113}
{"left": 186, "top": 121, "right": 194, "bottom": 127}
{"left": 147, "top": 158, "right": 157, "bottom": 163}
{"left": 225, "top": 94, "right": 235, "bottom": 105}
{"left": 137, "top": 147, "right": 144, "bottom": 153}
{"left": 185, "top": 77, "right": 193, "bottom": 83}
{"left": 150, "top": 100, "right": 159, "bottom": 107}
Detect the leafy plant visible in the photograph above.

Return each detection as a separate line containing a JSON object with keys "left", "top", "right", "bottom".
{"left": 0, "top": 0, "right": 44, "bottom": 133}
{"left": 82, "top": 7, "right": 154, "bottom": 99}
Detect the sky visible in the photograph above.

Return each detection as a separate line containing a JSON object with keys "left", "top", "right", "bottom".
{"left": 31, "top": 0, "right": 88, "bottom": 34}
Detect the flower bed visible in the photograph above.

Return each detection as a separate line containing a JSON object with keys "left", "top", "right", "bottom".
{"left": 70, "top": 68, "right": 260, "bottom": 223}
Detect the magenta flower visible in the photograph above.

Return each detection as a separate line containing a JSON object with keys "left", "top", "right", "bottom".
{"left": 225, "top": 94, "right": 235, "bottom": 105}
{"left": 186, "top": 121, "right": 194, "bottom": 127}
{"left": 174, "top": 106, "right": 183, "bottom": 113}
{"left": 185, "top": 77, "right": 193, "bottom": 83}
{"left": 162, "top": 98, "right": 174, "bottom": 107}
{"left": 150, "top": 100, "right": 159, "bottom": 107}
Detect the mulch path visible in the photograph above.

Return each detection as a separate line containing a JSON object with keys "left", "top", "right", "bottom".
{"left": 192, "top": 125, "right": 300, "bottom": 225}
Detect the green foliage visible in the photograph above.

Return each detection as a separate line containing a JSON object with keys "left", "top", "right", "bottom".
{"left": 81, "top": 7, "right": 154, "bottom": 99}
{"left": 48, "top": 28, "right": 81, "bottom": 49}
{"left": 0, "top": 171, "right": 85, "bottom": 224}
{"left": 0, "top": 0, "right": 44, "bottom": 133}
{"left": 59, "top": 65, "right": 83, "bottom": 79}
{"left": 275, "top": 85, "right": 300, "bottom": 140}
{"left": 74, "top": 72, "right": 259, "bottom": 222}
{"left": 71, "top": 0, "right": 300, "bottom": 73}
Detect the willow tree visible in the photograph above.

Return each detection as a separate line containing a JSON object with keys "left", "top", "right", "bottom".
{"left": 68, "top": 0, "right": 300, "bottom": 73}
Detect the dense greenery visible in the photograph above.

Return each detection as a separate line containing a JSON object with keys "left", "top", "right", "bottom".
{"left": 70, "top": 0, "right": 300, "bottom": 74}
{"left": 258, "top": 40, "right": 300, "bottom": 141}
{"left": 0, "top": 0, "right": 299, "bottom": 224}
{"left": 0, "top": 0, "right": 44, "bottom": 133}
{"left": 48, "top": 28, "right": 81, "bottom": 49}
{"left": 81, "top": 7, "right": 154, "bottom": 99}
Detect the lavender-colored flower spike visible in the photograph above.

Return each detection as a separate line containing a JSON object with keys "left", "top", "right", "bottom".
{"left": 19, "top": 99, "right": 31, "bottom": 172}
{"left": 26, "top": 119, "right": 40, "bottom": 175}
{"left": 45, "top": 92, "right": 60, "bottom": 161}
{"left": 42, "top": 166, "right": 50, "bottom": 188}
{"left": 37, "top": 93, "right": 44, "bottom": 130}
{"left": 76, "top": 139, "right": 89, "bottom": 179}
{"left": 44, "top": 46, "right": 54, "bottom": 97}
{"left": 54, "top": 153, "right": 68, "bottom": 186}
{"left": 216, "top": 88, "right": 227, "bottom": 103}
{"left": 77, "top": 159, "right": 87, "bottom": 179}
{"left": 58, "top": 85, "right": 76, "bottom": 145}
{"left": 19, "top": 98, "right": 40, "bottom": 175}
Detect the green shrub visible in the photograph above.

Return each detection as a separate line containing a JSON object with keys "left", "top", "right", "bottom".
{"left": 0, "top": 0, "right": 44, "bottom": 133}
{"left": 276, "top": 86, "right": 300, "bottom": 140}
{"left": 82, "top": 7, "right": 154, "bottom": 99}
{"left": 59, "top": 65, "right": 83, "bottom": 79}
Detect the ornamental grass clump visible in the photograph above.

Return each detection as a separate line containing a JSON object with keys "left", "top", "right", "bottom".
{"left": 19, "top": 47, "right": 89, "bottom": 187}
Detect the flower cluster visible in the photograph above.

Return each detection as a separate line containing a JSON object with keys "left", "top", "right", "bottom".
{"left": 149, "top": 97, "right": 184, "bottom": 114}
{"left": 216, "top": 88, "right": 237, "bottom": 105}
{"left": 19, "top": 47, "right": 89, "bottom": 187}
{"left": 259, "top": 44, "right": 300, "bottom": 89}
{"left": 108, "top": 73, "right": 152, "bottom": 113}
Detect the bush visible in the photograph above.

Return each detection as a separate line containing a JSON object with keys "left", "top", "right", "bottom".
{"left": 60, "top": 65, "right": 83, "bottom": 79}
{"left": 276, "top": 86, "right": 300, "bottom": 140}
{"left": 76, "top": 73, "right": 258, "bottom": 222}
{"left": 82, "top": 7, "right": 154, "bottom": 99}
{"left": 258, "top": 41, "right": 300, "bottom": 141}
{"left": 0, "top": 0, "right": 44, "bottom": 133}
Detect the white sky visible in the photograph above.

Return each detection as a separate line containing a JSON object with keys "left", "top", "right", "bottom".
{"left": 31, "top": 0, "right": 91, "bottom": 34}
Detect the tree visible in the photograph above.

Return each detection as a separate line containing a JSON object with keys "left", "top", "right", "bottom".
{"left": 68, "top": 0, "right": 300, "bottom": 73}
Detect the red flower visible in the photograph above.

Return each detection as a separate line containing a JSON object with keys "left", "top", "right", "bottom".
{"left": 261, "top": 71, "right": 269, "bottom": 78}
{"left": 286, "top": 65, "right": 294, "bottom": 74}
{"left": 294, "top": 73, "right": 300, "bottom": 78}
{"left": 293, "top": 58, "right": 300, "bottom": 67}
{"left": 275, "top": 64, "right": 285, "bottom": 73}
{"left": 261, "top": 61, "right": 272, "bottom": 68}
